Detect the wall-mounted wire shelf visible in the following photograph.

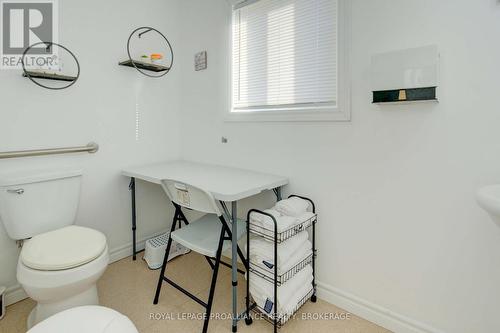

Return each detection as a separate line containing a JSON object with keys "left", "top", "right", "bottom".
{"left": 21, "top": 42, "right": 80, "bottom": 90}
{"left": 121, "top": 26, "right": 173, "bottom": 78}
{"left": 22, "top": 71, "right": 77, "bottom": 82}
{"left": 118, "top": 59, "right": 170, "bottom": 73}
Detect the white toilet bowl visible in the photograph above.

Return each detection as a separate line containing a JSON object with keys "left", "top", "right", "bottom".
{"left": 17, "top": 225, "right": 109, "bottom": 328}
{"left": 0, "top": 169, "right": 110, "bottom": 328}
{"left": 27, "top": 306, "right": 138, "bottom": 333}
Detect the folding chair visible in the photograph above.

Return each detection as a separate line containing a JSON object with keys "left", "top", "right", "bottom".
{"left": 153, "top": 179, "right": 247, "bottom": 333}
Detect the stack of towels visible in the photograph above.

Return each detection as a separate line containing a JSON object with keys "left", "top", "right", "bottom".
{"left": 249, "top": 197, "right": 315, "bottom": 237}
{"left": 249, "top": 265, "right": 313, "bottom": 317}
{"left": 248, "top": 232, "right": 312, "bottom": 276}
{"left": 247, "top": 197, "right": 314, "bottom": 318}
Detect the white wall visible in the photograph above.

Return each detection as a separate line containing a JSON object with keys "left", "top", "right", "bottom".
{"left": 2, "top": 1, "right": 499, "bottom": 332}
{"left": 0, "top": 0, "right": 181, "bottom": 302}
{"left": 177, "top": 1, "right": 500, "bottom": 333}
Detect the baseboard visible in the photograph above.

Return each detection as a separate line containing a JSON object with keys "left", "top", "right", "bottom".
{"left": 108, "top": 230, "right": 168, "bottom": 264}
{"left": 316, "top": 282, "right": 445, "bottom": 333}
{"left": 5, "top": 284, "right": 27, "bottom": 307}
{"left": 4, "top": 230, "right": 167, "bottom": 307}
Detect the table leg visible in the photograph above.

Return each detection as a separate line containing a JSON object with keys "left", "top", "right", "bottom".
{"left": 274, "top": 186, "right": 283, "bottom": 201}
{"left": 129, "top": 177, "right": 137, "bottom": 261}
{"left": 231, "top": 201, "right": 238, "bottom": 333}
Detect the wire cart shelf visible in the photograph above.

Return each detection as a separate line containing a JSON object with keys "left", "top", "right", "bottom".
{"left": 249, "top": 214, "right": 317, "bottom": 244}
{"left": 245, "top": 195, "right": 317, "bottom": 333}
{"left": 249, "top": 251, "right": 313, "bottom": 286}
{"left": 251, "top": 287, "right": 314, "bottom": 328}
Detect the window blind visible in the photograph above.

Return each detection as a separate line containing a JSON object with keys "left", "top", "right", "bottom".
{"left": 232, "top": 0, "right": 338, "bottom": 111}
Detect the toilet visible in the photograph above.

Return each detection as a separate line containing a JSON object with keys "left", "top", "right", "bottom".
{"left": 0, "top": 168, "right": 109, "bottom": 328}
{"left": 27, "top": 306, "right": 138, "bottom": 333}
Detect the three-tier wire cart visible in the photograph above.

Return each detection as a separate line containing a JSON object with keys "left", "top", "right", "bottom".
{"left": 245, "top": 195, "right": 317, "bottom": 333}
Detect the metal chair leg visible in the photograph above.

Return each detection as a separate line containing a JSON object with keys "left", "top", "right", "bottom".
{"left": 202, "top": 227, "right": 226, "bottom": 333}
{"left": 204, "top": 256, "right": 215, "bottom": 270}
{"left": 174, "top": 203, "right": 190, "bottom": 226}
{"left": 153, "top": 209, "right": 179, "bottom": 304}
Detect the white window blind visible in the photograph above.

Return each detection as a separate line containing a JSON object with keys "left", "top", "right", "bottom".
{"left": 232, "top": 0, "right": 338, "bottom": 112}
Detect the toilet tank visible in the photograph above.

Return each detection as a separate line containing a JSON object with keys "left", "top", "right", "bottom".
{"left": 0, "top": 168, "right": 83, "bottom": 240}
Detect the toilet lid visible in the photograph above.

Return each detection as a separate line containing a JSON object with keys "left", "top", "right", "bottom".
{"left": 27, "top": 306, "right": 138, "bottom": 333}
{"left": 21, "top": 225, "right": 107, "bottom": 271}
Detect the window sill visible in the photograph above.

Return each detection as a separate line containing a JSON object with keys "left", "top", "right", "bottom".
{"left": 224, "top": 107, "right": 351, "bottom": 123}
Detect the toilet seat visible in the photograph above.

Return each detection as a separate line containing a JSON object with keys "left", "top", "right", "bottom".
{"left": 18, "top": 245, "right": 109, "bottom": 327}
{"left": 21, "top": 226, "right": 107, "bottom": 271}
{"left": 27, "top": 306, "right": 138, "bottom": 333}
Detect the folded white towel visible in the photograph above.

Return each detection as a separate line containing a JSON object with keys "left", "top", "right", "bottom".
{"left": 251, "top": 211, "right": 315, "bottom": 237}
{"left": 280, "top": 244, "right": 312, "bottom": 273}
{"left": 249, "top": 209, "right": 298, "bottom": 233}
{"left": 275, "top": 197, "right": 310, "bottom": 217}
{"left": 249, "top": 265, "right": 313, "bottom": 316}
{"left": 250, "top": 209, "right": 281, "bottom": 226}
{"left": 247, "top": 232, "right": 308, "bottom": 268}
{"left": 251, "top": 215, "right": 297, "bottom": 234}
{"left": 296, "top": 211, "right": 315, "bottom": 225}
{"left": 280, "top": 280, "right": 314, "bottom": 317}
{"left": 251, "top": 241, "right": 312, "bottom": 275}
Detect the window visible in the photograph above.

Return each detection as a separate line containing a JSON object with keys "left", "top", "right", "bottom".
{"left": 229, "top": 0, "right": 350, "bottom": 121}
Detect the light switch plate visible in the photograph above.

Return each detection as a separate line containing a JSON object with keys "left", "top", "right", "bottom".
{"left": 195, "top": 51, "right": 207, "bottom": 71}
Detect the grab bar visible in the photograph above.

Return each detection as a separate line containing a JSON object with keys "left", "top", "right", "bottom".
{"left": 0, "top": 142, "right": 99, "bottom": 159}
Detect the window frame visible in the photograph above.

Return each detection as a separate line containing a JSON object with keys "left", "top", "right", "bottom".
{"left": 225, "top": 0, "right": 351, "bottom": 123}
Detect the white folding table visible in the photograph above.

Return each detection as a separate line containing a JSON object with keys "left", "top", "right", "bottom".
{"left": 122, "top": 160, "right": 288, "bottom": 331}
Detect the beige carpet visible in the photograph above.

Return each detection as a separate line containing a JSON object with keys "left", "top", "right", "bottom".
{"left": 0, "top": 253, "right": 392, "bottom": 333}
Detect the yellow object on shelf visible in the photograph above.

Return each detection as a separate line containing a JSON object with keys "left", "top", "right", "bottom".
{"left": 151, "top": 53, "right": 163, "bottom": 64}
